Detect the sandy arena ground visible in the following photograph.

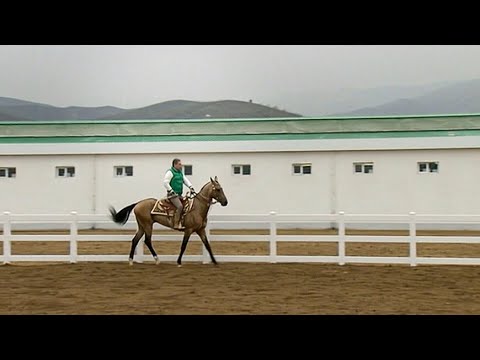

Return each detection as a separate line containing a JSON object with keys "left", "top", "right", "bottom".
{"left": 1, "top": 229, "right": 480, "bottom": 314}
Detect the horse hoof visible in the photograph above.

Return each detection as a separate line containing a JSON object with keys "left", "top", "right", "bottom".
{"left": 154, "top": 257, "right": 160, "bottom": 265}
{"left": 177, "top": 264, "right": 182, "bottom": 268}
{"left": 129, "top": 259, "right": 133, "bottom": 266}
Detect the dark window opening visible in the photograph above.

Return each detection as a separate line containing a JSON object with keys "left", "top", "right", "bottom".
{"left": 184, "top": 165, "right": 193, "bottom": 176}
{"left": 364, "top": 165, "right": 373, "bottom": 174}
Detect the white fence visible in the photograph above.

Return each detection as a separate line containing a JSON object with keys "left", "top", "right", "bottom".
{"left": 2, "top": 211, "right": 480, "bottom": 266}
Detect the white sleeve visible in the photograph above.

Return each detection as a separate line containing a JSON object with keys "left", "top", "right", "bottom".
{"left": 163, "top": 170, "right": 173, "bottom": 191}
{"left": 183, "top": 176, "right": 193, "bottom": 188}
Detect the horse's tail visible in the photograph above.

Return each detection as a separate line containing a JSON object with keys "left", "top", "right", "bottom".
{"left": 109, "top": 202, "right": 138, "bottom": 225}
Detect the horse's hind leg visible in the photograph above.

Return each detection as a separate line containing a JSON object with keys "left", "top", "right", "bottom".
{"left": 177, "top": 229, "right": 193, "bottom": 267}
{"left": 128, "top": 226, "right": 145, "bottom": 266}
{"left": 144, "top": 225, "right": 159, "bottom": 265}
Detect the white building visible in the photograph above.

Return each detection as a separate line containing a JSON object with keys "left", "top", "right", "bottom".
{"left": 1, "top": 114, "right": 480, "bottom": 229}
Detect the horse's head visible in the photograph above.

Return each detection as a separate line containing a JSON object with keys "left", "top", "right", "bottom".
{"left": 210, "top": 176, "right": 228, "bottom": 206}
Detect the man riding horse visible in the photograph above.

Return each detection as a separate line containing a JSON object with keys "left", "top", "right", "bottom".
{"left": 164, "top": 158, "right": 196, "bottom": 230}
{"left": 110, "top": 172, "right": 228, "bottom": 266}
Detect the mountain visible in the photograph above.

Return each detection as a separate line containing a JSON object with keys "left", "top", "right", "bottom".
{"left": 4, "top": 77, "right": 480, "bottom": 121}
{"left": 336, "top": 79, "right": 480, "bottom": 116}
{"left": 62, "top": 106, "right": 126, "bottom": 120}
{"left": 265, "top": 81, "right": 454, "bottom": 116}
{"left": 0, "top": 104, "right": 126, "bottom": 121}
{"left": 0, "top": 97, "right": 54, "bottom": 108}
{"left": 0, "top": 97, "right": 125, "bottom": 121}
{"left": 0, "top": 97, "right": 299, "bottom": 121}
{"left": 0, "top": 110, "right": 25, "bottom": 121}
{"left": 101, "top": 100, "right": 300, "bottom": 120}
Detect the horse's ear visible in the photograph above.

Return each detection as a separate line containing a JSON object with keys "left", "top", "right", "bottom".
{"left": 210, "top": 177, "right": 214, "bottom": 183}
{"left": 214, "top": 176, "right": 218, "bottom": 182}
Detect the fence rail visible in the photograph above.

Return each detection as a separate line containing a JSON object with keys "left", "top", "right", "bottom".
{"left": 2, "top": 211, "right": 480, "bottom": 266}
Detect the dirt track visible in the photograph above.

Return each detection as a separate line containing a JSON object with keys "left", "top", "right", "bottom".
{"left": 1, "top": 229, "right": 480, "bottom": 314}
{"left": 2, "top": 262, "right": 480, "bottom": 314}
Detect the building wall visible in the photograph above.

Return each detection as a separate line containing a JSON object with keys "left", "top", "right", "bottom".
{"left": 1, "top": 148, "right": 479, "bottom": 230}
{"left": 335, "top": 149, "right": 480, "bottom": 215}
{"left": 95, "top": 152, "right": 334, "bottom": 216}
{"left": 0, "top": 155, "right": 94, "bottom": 214}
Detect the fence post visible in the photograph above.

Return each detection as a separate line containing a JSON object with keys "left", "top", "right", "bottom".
{"left": 269, "top": 211, "right": 277, "bottom": 263}
{"left": 3, "top": 211, "right": 11, "bottom": 264}
{"left": 202, "top": 222, "right": 211, "bottom": 264}
{"left": 409, "top": 212, "right": 417, "bottom": 267}
{"left": 135, "top": 238, "right": 144, "bottom": 263}
{"left": 70, "top": 211, "right": 78, "bottom": 263}
{"left": 338, "top": 211, "right": 346, "bottom": 265}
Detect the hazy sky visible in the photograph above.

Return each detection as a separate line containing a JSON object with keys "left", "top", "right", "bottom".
{"left": 1, "top": 45, "right": 480, "bottom": 111}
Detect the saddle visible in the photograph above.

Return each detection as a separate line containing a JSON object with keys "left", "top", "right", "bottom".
{"left": 150, "top": 196, "right": 193, "bottom": 217}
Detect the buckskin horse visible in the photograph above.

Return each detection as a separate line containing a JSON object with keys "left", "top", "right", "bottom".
{"left": 109, "top": 176, "right": 228, "bottom": 266}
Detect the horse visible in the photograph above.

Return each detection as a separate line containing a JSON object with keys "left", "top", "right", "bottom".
{"left": 109, "top": 176, "right": 228, "bottom": 266}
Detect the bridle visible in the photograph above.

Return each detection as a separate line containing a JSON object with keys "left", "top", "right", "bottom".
{"left": 188, "top": 184, "right": 219, "bottom": 206}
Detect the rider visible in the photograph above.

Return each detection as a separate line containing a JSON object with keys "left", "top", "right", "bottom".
{"left": 163, "top": 158, "right": 196, "bottom": 230}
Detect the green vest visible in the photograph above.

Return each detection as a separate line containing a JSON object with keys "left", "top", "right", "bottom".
{"left": 169, "top": 167, "right": 184, "bottom": 195}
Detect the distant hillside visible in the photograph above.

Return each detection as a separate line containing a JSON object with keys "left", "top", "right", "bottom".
{"left": 0, "top": 96, "right": 54, "bottom": 108}
{"left": 0, "top": 97, "right": 125, "bottom": 121}
{"left": 0, "top": 97, "right": 299, "bottom": 121}
{"left": 270, "top": 81, "right": 454, "bottom": 116}
{"left": 63, "top": 106, "right": 126, "bottom": 120}
{"left": 101, "top": 100, "right": 300, "bottom": 120}
{"left": 0, "top": 104, "right": 126, "bottom": 121}
{"left": 7, "top": 77, "right": 480, "bottom": 121}
{"left": 0, "top": 110, "right": 25, "bottom": 121}
{"left": 336, "top": 79, "right": 480, "bottom": 116}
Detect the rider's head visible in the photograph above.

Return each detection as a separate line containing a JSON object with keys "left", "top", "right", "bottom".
{"left": 172, "top": 158, "right": 182, "bottom": 171}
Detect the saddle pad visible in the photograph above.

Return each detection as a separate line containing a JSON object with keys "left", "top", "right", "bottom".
{"left": 151, "top": 197, "right": 193, "bottom": 216}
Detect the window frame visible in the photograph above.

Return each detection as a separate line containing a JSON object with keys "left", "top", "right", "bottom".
{"left": 292, "top": 163, "right": 312, "bottom": 176}
{"left": 353, "top": 162, "right": 374, "bottom": 174}
{"left": 232, "top": 164, "right": 251, "bottom": 176}
{"left": 114, "top": 165, "right": 134, "bottom": 177}
{"left": 183, "top": 165, "right": 193, "bottom": 176}
{"left": 56, "top": 166, "right": 76, "bottom": 178}
{"left": 0, "top": 167, "right": 16, "bottom": 178}
{"left": 417, "top": 161, "right": 439, "bottom": 174}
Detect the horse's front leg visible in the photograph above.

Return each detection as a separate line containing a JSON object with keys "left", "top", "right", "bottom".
{"left": 196, "top": 227, "right": 217, "bottom": 265}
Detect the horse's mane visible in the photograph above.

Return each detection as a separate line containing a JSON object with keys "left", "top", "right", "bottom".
{"left": 199, "top": 181, "right": 212, "bottom": 193}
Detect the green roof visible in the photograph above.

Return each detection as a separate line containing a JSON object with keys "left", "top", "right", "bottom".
{"left": 2, "top": 113, "right": 480, "bottom": 143}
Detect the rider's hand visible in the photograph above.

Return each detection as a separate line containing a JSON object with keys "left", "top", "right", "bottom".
{"left": 168, "top": 190, "right": 176, "bottom": 197}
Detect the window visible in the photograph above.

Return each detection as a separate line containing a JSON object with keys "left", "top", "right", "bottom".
{"left": 183, "top": 165, "right": 193, "bottom": 176}
{"left": 114, "top": 166, "right": 134, "bottom": 177}
{"left": 56, "top": 166, "right": 75, "bottom": 178}
{"left": 293, "top": 163, "right": 312, "bottom": 175}
{"left": 418, "top": 162, "right": 439, "bottom": 173}
{"left": 232, "top": 164, "right": 251, "bottom": 176}
{"left": 354, "top": 162, "right": 374, "bottom": 174}
{"left": 0, "top": 167, "right": 16, "bottom": 178}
